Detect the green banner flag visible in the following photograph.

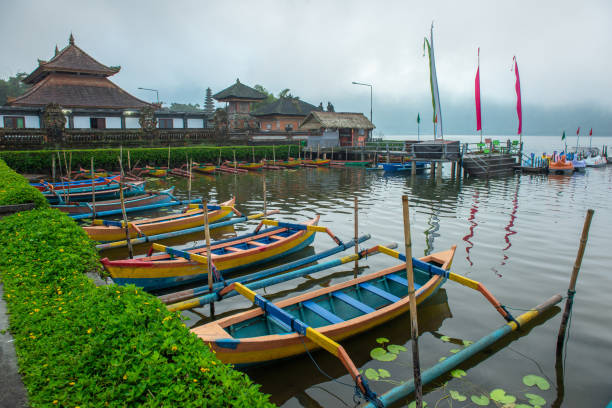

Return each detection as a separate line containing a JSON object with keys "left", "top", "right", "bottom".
{"left": 417, "top": 113, "right": 420, "bottom": 124}
{"left": 561, "top": 130, "right": 566, "bottom": 140}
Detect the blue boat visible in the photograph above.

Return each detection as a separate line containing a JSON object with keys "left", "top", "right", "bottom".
{"left": 44, "top": 181, "right": 146, "bottom": 204}
{"left": 382, "top": 162, "right": 428, "bottom": 173}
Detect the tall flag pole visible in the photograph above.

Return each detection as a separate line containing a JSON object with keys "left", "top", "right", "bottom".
{"left": 417, "top": 113, "right": 421, "bottom": 141}
{"left": 576, "top": 127, "right": 580, "bottom": 151}
{"left": 475, "top": 47, "right": 483, "bottom": 142}
{"left": 562, "top": 130, "right": 566, "bottom": 153}
{"left": 424, "top": 23, "right": 443, "bottom": 140}
{"left": 512, "top": 56, "right": 522, "bottom": 145}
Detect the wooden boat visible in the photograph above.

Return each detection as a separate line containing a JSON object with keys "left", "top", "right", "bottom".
{"left": 83, "top": 198, "right": 235, "bottom": 242}
{"left": 330, "top": 160, "right": 372, "bottom": 167}
{"left": 75, "top": 168, "right": 110, "bottom": 179}
{"left": 224, "top": 161, "right": 265, "bottom": 171}
{"left": 145, "top": 166, "right": 168, "bottom": 177}
{"left": 101, "top": 216, "right": 320, "bottom": 291}
{"left": 549, "top": 155, "right": 574, "bottom": 175}
{"left": 382, "top": 162, "right": 428, "bottom": 173}
{"left": 44, "top": 181, "right": 146, "bottom": 204}
{"left": 31, "top": 175, "right": 119, "bottom": 192}
{"left": 53, "top": 187, "right": 175, "bottom": 215}
{"left": 191, "top": 246, "right": 456, "bottom": 366}
{"left": 301, "top": 159, "right": 331, "bottom": 166}
{"left": 192, "top": 162, "right": 216, "bottom": 174}
{"left": 272, "top": 159, "right": 301, "bottom": 168}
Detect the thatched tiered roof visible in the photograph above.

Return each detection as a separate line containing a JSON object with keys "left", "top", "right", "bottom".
{"left": 251, "top": 97, "right": 319, "bottom": 117}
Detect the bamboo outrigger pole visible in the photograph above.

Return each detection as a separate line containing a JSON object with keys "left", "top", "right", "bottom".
{"left": 402, "top": 195, "right": 423, "bottom": 408}
{"left": 556, "top": 209, "right": 594, "bottom": 354}
{"left": 90, "top": 157, "right": 96, "bottom": 219}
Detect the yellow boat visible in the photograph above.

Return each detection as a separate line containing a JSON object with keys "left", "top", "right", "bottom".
{"left": 192, "top": 246, "right": 456, "bottom": 366}
{"left": 101, "top": 216, "right": 320, "bottom": 290}
{"left": 83, "top": 198, "right": 235, "bottom": 242}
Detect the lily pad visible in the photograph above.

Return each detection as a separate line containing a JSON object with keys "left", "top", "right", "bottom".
{"left": 450, "top": 369, "right": 466, "bottom": 378}
{"left": 438, "top": 357, "right": 446, "bottom": 362}
{"left": 370, "top": 347, "right": 397, "bottom": 361}
{"left": 462, "top": 340, "right": 474, "bottom": 346}
{"left": 408, "top": 401, "right": 427, "bottom": 408}
{"left": 470, "top": 395, "right": 490, "bottom": 406}
{"left": 365, "top": 368, "right": 379, "bottom": 381}
{"left": 449, "top": 348, "right": 461, "bottom": 353}
{"left": 376, "top": 337, "right": 389, "bottom": 344}
{"left": 525, "top": 393, "right": 546, "bottom": 406}
{"left": 440, "top": 335, "right": 451, "bottom": 342}
{"left": 449, "top": 390, "right": 467, "bottom": 401}
{"left": 378, "top": 368, "right": 391, "bottom": 378}
{"left": 387, "top": 344, "right": 407, "bottom": 354}
{"left": 490, "top": 389, "right": 516, "bottom": 404}
{"left": 523, "top": 374, "right": 550, "bottom": 390}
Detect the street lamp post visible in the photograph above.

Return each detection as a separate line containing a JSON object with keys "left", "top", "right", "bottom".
{"left": 351, "top": 81, "right": 372, "bottom": 139}
{"left": 138, "top": 87, "right": 160, "bottom": 105}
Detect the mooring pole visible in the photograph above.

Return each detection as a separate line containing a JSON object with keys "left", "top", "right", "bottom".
{"left": 233, "top": 150, "right": 237, "bottom": 170}
{"left": 204, "top": 200, "right": 214, "bottom": 317}
{"left": 262, "top": 177, "right": 267, "bottom": 217}
{"left": 118, "top": 156, "right": 133, "bottom": 259}
{"left": 402, "top": 195, "right": 423, "bottom": 408}
{"left": 167, "top": 145, "right": 171, "bottom": 169}
{"left": 187, "top": 158, "right": 192, "bottom": 203}
{"left": 127, "top": 149, "right": 131, "bottom": 171}
{"left": 252, "top": 146, "right": 256, "bottom": 163}
{"left": 91, "top": 157, "right": 96, "bottom": 219}
{"left": 51, "top": 155, "right": 56, "bottom": 182}
{"left": 273, "top": 144, "right": 276, "bottom": 164}
{"left": 556, "top": 209, "right": 594, "bottom": 354}
{"left": 354, "top": 196, "right": 359, "bottom": 274}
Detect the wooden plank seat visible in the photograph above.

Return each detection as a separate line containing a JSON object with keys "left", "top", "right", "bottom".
{"left": 332, "top": 292, "right": 375, "bottom": 314}
{"left": 358, "top": 282, "right": 401, "bottom": 303}
{"left": 302, "top": 300, "right": 344, "bottom": 324}
{"left": 385, "top": 273, "right": 422, "bottom": 290}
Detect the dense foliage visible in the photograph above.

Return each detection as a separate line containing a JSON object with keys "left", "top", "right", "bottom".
{"left": 0, "top": 208, "right": 274, "bottom": 407}
{"left": 0, "top": 159, "right": 48, "bottom": 208}
{"left": 0, "top": 145, "right": 296, "bottom": 174}
{"left": 0, "top": 72, "right": 30, "bottom": 105}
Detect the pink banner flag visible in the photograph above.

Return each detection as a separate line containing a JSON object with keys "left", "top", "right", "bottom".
{"left": 512, "top": 56, "right": 522, "bottom": 135}
{"left": 589, "top": 128, "right": 593, "bottom": 136}
{"left": 475, "top": 48, "right": 482, "bottom": 131}
{"left": 576, "top": 127, "right": 580, "bottom": 135}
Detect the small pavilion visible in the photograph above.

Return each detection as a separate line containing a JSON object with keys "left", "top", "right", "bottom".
{"left": 299, "top": 111, "right": 374, "bottom": 147}
{"left": 213, "top": 79, "right": 266, "bottom": 130}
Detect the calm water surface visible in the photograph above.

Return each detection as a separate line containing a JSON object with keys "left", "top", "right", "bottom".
{"left": 108, "top": 136, "right": 611, "bottom": 407}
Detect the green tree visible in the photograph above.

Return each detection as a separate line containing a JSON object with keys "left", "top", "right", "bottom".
{"left": 0, "top": 73, "right": 30, "bottom": 105}
{"left": 168, "top": 103, "right": 202, "bottom": 112}
{"left": 252, "top": 85, "right": 276, "bottom": 110}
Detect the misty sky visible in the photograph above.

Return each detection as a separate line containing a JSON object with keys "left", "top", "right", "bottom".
{"left": 2, "top": 0, "right": 611, "bottom": 135}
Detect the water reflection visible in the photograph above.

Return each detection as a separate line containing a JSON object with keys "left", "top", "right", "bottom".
{"left": 462, "top": 189, "right": 480, "bottom": 267}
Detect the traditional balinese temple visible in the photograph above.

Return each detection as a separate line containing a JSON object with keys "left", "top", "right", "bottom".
{"left": 0, "top": 34, "right": 208, "bottom": 130}
{"left": 251, "top": 97, "right": 320, "bottom": 132}
{"left": 213, "top": 79, "right": 266, "bottom": 130}
{"left": 299, "top": 111, "right": 374, "bottom": 147}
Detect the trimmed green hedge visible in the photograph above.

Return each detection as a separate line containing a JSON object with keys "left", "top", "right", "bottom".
{"left": 0, "top": 208, "right": 274, "bottom": 407}
{"left": 0, "top": 145, "right": 298, "bottom": 174}
{"left": 0, "top": 159, "right": 48, "bottom": 208}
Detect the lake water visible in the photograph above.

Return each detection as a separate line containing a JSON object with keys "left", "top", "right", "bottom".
{"left": 107, "top": 135, "right": 612, "bottom": 407}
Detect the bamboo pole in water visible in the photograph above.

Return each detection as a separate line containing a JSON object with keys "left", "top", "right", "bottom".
{"left": 127, "top": 150, "right": 131, "bottom": 170}
{"left": 218, "top": 148, "right": 222, "bottom": 166}
{"left": 402, "top": 195, "right": 423, "bottom": 408}
{"left": 354, "top": 196, "right": 359, "bottom": 272}
{"left": 273, "top": 145, "right": 276, "bottom": 164}
{"left": 168, "top": 145, "right": 171, "bottom": 169}
{"left": 118, "top": 156, "right": 133, "bottom": 259}
{"left": 233, "top": 150, "right": 237, "bottom": 170}
{"left": 187, "top": 158, "right": 192, "bottom": 202}
{"left": 63, "top": 151, "right": 70, "bottom": 203}
{"left": 204, "top": 200, "right": 214, "bottom": 316}
{"left": 263, "top": 177, "right": 267, "bottom": 216}
{"left": 91, "top": 157, "right": 96, "bottom": 219}
{"left": 556, "top": 209, "right": 594, "bottom": 355}
{"left": 51, "top": 155, "right": 56, "bottom": 182}
{"left": 252, "top": 146, "right": 256, "bottom": 163}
